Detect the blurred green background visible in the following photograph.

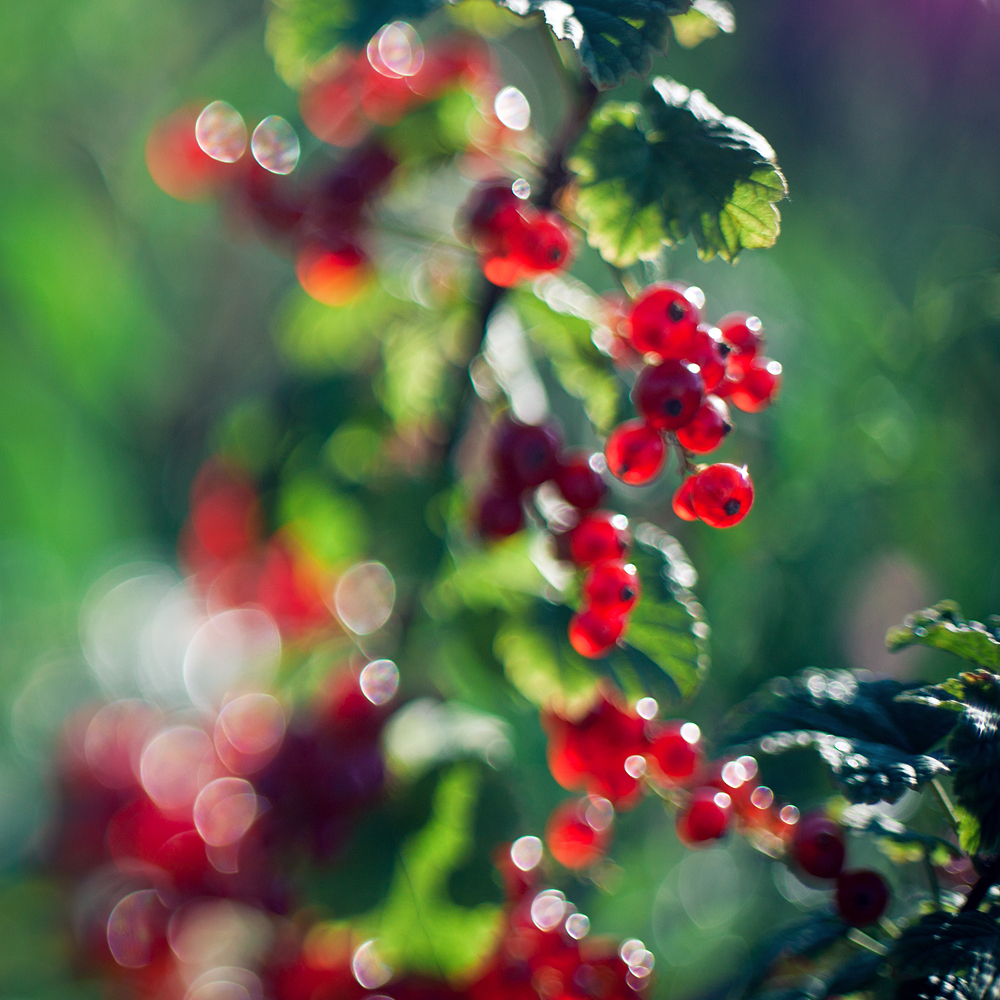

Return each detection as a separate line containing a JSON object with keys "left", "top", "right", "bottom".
{"left": 2, "top": 0, "right": 1000, "bottom": 995}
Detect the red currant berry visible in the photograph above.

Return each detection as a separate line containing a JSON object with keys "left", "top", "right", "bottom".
{"left": 675, "top": 396, "right": 732, "bottom": 454}
{"left": 684, "top": 326, "right": 729, "bottom": 392}
{"left": 604, "top": 419, "right": 665, "bottom": 485}
{"left": 649, "top": 721, "right": 702, "bottom": 784}
{"left": 633, "top": 360, "right": 704, "bottom": 431}
{"left": 717, "top": 312, "right": 764, "bottom": 366}
{"left": 555, "top": 454, "right": 607, "bottom": 510}
{"left": 689, "top": 463, "right": 754, "bottom": 528}
{"left": 628, "top": 283, "right": 701, "bottom": 358}
{"left": 792, "top": 814, "right": 846, "bottom": 880}
{"left": 508, "top": 211, "right": 574, "bottom": 274}
{"left": 568, "top": 609, "right": 625, "bottom": 658}
{"left": 296, "top": 240, "right": 371, "bottom": 306}
{"left": 481, "top": 253, "right": 532, "bottom": 288}
{"left": 464, "top": 182, "right": 521, "bottom": 244}
{"left": 835, "top": 870, "right": 889, "bottom": 926}
{"left": 730, "top": 359, "right": 782, "bottom": 413}
{"left": 145, "top": 106, "right": 235, "bottom": 203}
{"left": 672, "top": 477, "right": 698, "bottom": 521}
{"left": 583, "top": 561, "right": 640, "bottom": 617}
{"left": 493, "top": 416, "right": 562, "bottom": 492}
{"left": 569, "top": 511, "right": 631, "bottom": 566}
{"left": 545, "top": 798, "right": 611, "bottom": 869}
{"left": 477, "top": 488, "right": 524, "bottom": 539}
{"left": 676, "top": 788, "right": 733, "bottom": 846}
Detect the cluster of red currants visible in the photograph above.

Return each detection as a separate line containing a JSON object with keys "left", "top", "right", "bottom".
{"left": 181, "top": 458, "right": 334, "bottom": 638}
{"left": 601, "top": 283, "right": 781, "bottom": 529}
{"left": 462, "top": 181, "right": 575, "bottom": 287}
{"left": 47, "top": 668, "right": 394, "bottom": 995}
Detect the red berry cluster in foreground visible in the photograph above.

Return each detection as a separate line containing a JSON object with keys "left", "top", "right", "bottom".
{"left": 463, "top": 181, "right": 575, "bottom": 287}
{"left": 601, "top": 284, "right": 781, "bottom": 530}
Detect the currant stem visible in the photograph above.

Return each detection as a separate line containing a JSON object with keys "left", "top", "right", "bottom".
{"left": 845, "top": 929, "right": 889, "bottom": 956}
{"left": 923, "top": 850, "right": 941, "bottom": 909}
{"left": 930, "top": 777, "right": 961, "bottom": 834}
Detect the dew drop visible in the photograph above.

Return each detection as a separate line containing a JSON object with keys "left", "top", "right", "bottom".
{"left": 334, "top": 562, "right": 395, "bottom": 635}
{"left": 360, "top": 659, "right": 399, "bottom": 705}
{"left": 495, "top": 86, "right": 531, "bottom": 131}
{"left": 371, "top": 22, "right": 424, "bottom": 78}
{"left": 635, "top": 697, "right": 658, "bottom": 720}
{"left": 196, "top": 102, "right": 247, "bottom": 163}
{"left": 530, "top": 890, "right": 566, "bottom": 930}
{"left": 566, "top": 913, "right": 590, "bottom": 940}
{"left": 511, "top": 835, "right": 543, "bottom": 871}
{"left": 512, "top": 178, "right": 531, "bottom": 199}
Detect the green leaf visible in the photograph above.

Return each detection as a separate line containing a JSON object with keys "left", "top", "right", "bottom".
{"left": 722, "top": 669, "right": 955, "bottom": 804}
{"left": 891, "top": 910, "right": 1000, "bottom": 1000}
{"left": 836, "top": 807, "right": 962, "bottom": 867}
{"left": 513, "top": 278, "right": 621, "bottom": 433}
{"left": 279, "top": 473, "right": 369, "bottom": 566}
{"left": 902, "top": 669, "right": 1000, "bottom": 854}
{"left": 887, "top": 601, "right": 1000, "bottom": 669}
{"left": 570, "top": 77, "right": 787, "bottom": 265}
{"left": 670, "top": 0, "right": 735, "bottom": 49}
{"left": 266, "top": 0, "right": 441, "bottom": 84}
{"left": 495, "top": 1, "right": 691, "bottom": 89}
{"left": 353, "top": 764, "right": 503, "bottom": 980}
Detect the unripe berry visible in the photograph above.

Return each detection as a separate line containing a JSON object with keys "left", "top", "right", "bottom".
{"left": 675, "top": 396, "right": 731, "bottom": 454}
{"left": 730, "top": 359, "right": 782, "bottom": 413}
{"left": 648, "top": 721, "right": 702, "bottom": 784}
{"left": 569, "top": 609, "right": 625, "bottom": 658}
{"left": 676, "top": 788, "right": 733, "bottom": 845}
{"left": 672, "top": 478, "right": 698, "bottom": 521}
{"left": 545, "top": 798, "right": 611, "bottom": 869}
{"left": 555, "top": 454, "right": 607, "bottom": 510}
{"left": 583, "top": 561, "right": 640, "bottom": 617}
{"left": 604, "top": 420, "right": 665, "bottom": 486}
{"left": 684, "top": 326, "right": 729, "bottom": 392}
{"left": 689, "top": 463, "right": 754, "bottom": 528}
{"left": 492, "top": 416, "right": 562, "bottom": 492}
{"left": 477, "top": 489, "right": 524, "bottom": 539}
{"left": 835, "top": 870, "right": 889, "bottom": 926}
{"left": 633, "top": 360, "right": 704, "bottom": 431}
{"left": 628, "top": 283, "right": 700, "bottom": 358}
{"left": 569, "top": 511, "right": 630, "bottom": 566}
{"left": 792, "top": 814, "right": 846, "bottom": 880}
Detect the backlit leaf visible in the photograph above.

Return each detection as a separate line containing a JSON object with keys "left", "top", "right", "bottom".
{"left": 887, "top": 600, "right": 1000, "bottom": 670}
{"left": 571, "top": 77, "right": 787, "bottom": 265}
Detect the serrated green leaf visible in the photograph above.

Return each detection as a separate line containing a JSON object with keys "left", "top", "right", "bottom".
{"left": 887, "top": 601, "right": 1000, "bottom": 669}
{"left": 513, "top": 279, "right": 621, "bottom": 433}
{"left": 571, "top": 76, "right": 787, "bottom": 265}
{"left": 902, "top": 669, "right": 1000, "bottom": 854}
{"left": 496, "top": 0, "right": 691, "bottom": 89}
{"left": 722, "top": 669, "right": 955, "bottom": 805}
{"left": 353, "top": 764, "right": 503, "bottom": 980}
{"left": 670, "top": 0, "right": 735, "bottom": 49}
{"left": 891, "top": 910, "right": 1000, "bottom": 1000}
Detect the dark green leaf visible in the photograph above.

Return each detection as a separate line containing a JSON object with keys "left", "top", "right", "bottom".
{"left": 670, "top": 0, "right": 736, "bottom": 49}
{"left": 496, "top": 0, "right": 691, "bottom": 89}
{"left": 570, "top": 77, "right": 787, "bottom": 265}
{"left": 722, "top": 669, "right": 955, "bottom": 804}
{"left": 838, "top": 808, "right": 963, "bottom": 866}
{"left": 902, "top": 669, "right": 1000, "bottom": 853}
{"left": 513, "top": 278, "right": 621, "bottom": 433}
{"left": 887, "top": 601, "right": 1000, "bottom": 670}
{"left": 891, "top": 910, "right": 1000, "bottom": 1000}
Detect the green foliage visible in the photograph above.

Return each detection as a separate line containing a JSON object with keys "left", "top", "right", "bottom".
{"left": 902, "top": 669, "right": 1000, "bottom": 854}
{"left": 891, "top": 908, "right": 1000, "bottom": 1000}
{"left": 571, "top": 77, "right": 787, "bottom": 265}
{"left": 723, "top": 669, "right": 955, "bottom": 804}
{"left": 887, "top": 601, "right": 1000, "bottom": 670}
{"left": 432, "top": 522, "right": 708, "bottom": 711}
{"left": 353, "top": 764, "right": 503, "bottom": 980}
{"left": 670, "top": 0, "right": 735, "bottom": 49}
{"left": 836, "top": 808, "right": 962, "bottom": 867}
{"left": 514, "top": 279, "right": 620, "bottom": 433}
{"left": 495, "top": 0, "right": 691, "bottom": 89}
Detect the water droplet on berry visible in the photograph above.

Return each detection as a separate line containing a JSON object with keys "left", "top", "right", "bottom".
{"left": 512, "top": 178, "right": 531, "bottom": 199}
{"left": 360, "top": 659, "right": 399, "bottom": 705}
{"left": 251, "top": 116, "right": 300, "bottom": 175}
{"left": 737, "top": 755, "right": 758, "bottom": 780}
{"left": 680, "top": 722, "right": 701, "bottom": 744}
{"left": 334, "top": 561, "right": 395, "bottom": 634}
{"left": 511, "top": 835, "right": 543, "bottom": 871}
{"left": 636, "top": 697, "right": 658, "bottom": 720}
{"left": 780, "top": 804, "right": 800, "bottom": 824}
{"left": 566, "top": 913, "right": 590, "bottom": 939}
{"left": 611, "top": 514, "right": 629, "bottom": 531}
{"left": 196, "top": 101, "right": 247, "bottom": 163}
{"left": 107, "top": 890, "right": 164, "bottom": 967}
{"left": 352, "top": 940, "right": 393, "bottom": 989}
{"left": 495, "top": 86, "right": 531, "bottom": 130}
{"left": 530, "top": 889, "right": 566, "bottom": 930}
{"left": 370, "top": 21, "right": 424, "bottom": 77}
{"left": 626, "top": 948, "right": 655, "bottom": 977}
{"left": 766, "top": 360, "right": 783, "bottom": 375}
{"left": 684, "top": 286, "right": 706, "bottom": 309}
{"left": 585, "top": 795, "right": 615, "bottom": 831}
{"left": 750, "top": 785, "right": 774, "bottom": 809}
{"left": 620, "top": 939, "right": 645, "bottom": 963}
{"left": 193, "top": 777, "right": 257, "bottom": 847}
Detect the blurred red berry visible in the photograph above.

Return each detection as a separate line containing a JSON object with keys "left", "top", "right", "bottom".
{"left": 648, "top": 721, "right": 702, "bottom": 784}
{"left": 568, "top": 608, "right": 625, "bottom": 658}
{"left": 676, "top": 788, "right": 733, "bottom": 846}
{"left": 684, "top": 325, "right": 729, "bottom": 392}
{"left": 633, "top": 360, "right": 704, "bottom": 431}
{"left": 604, "top": 419, "right": 665, "bottom": 485}
{"left": 492, "top": 416, "right": 562, "bottom": 492}
{"left": 628, "top": 283, "right": 700, "bottom": 358}
{"left": 675, "top": 396, "right": 731, "bottom": 454}
{"left": 545, "top": 798, "right": 611, "bottom": 869}
{"left": 835, "top": 870, "right": 889, "bottom": 925}
{"left": 793, "top": 814, "right": 846, "bottom": 880}
{"left": 717, "top": 312, "right": 764, "bottom": 368}
{"left": 582, "top": 561, "right": 640, "bottom": 617}
{"left": 730, "top": 359, "right": 782, "bottom": 413}
{"left": 477, "top": 488, "right": 524, "bottom": 539}
{"left": 555, "top": 454, "right": 607, "bottom": 510}
{"left": 689, "top": 463, "right": 754, "bottom": 528}
{"left": 568, "top": 511, "right": 630, "bottom": 566}
{"left": 672, "top": 477, "right": 698, "bottom": 521}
